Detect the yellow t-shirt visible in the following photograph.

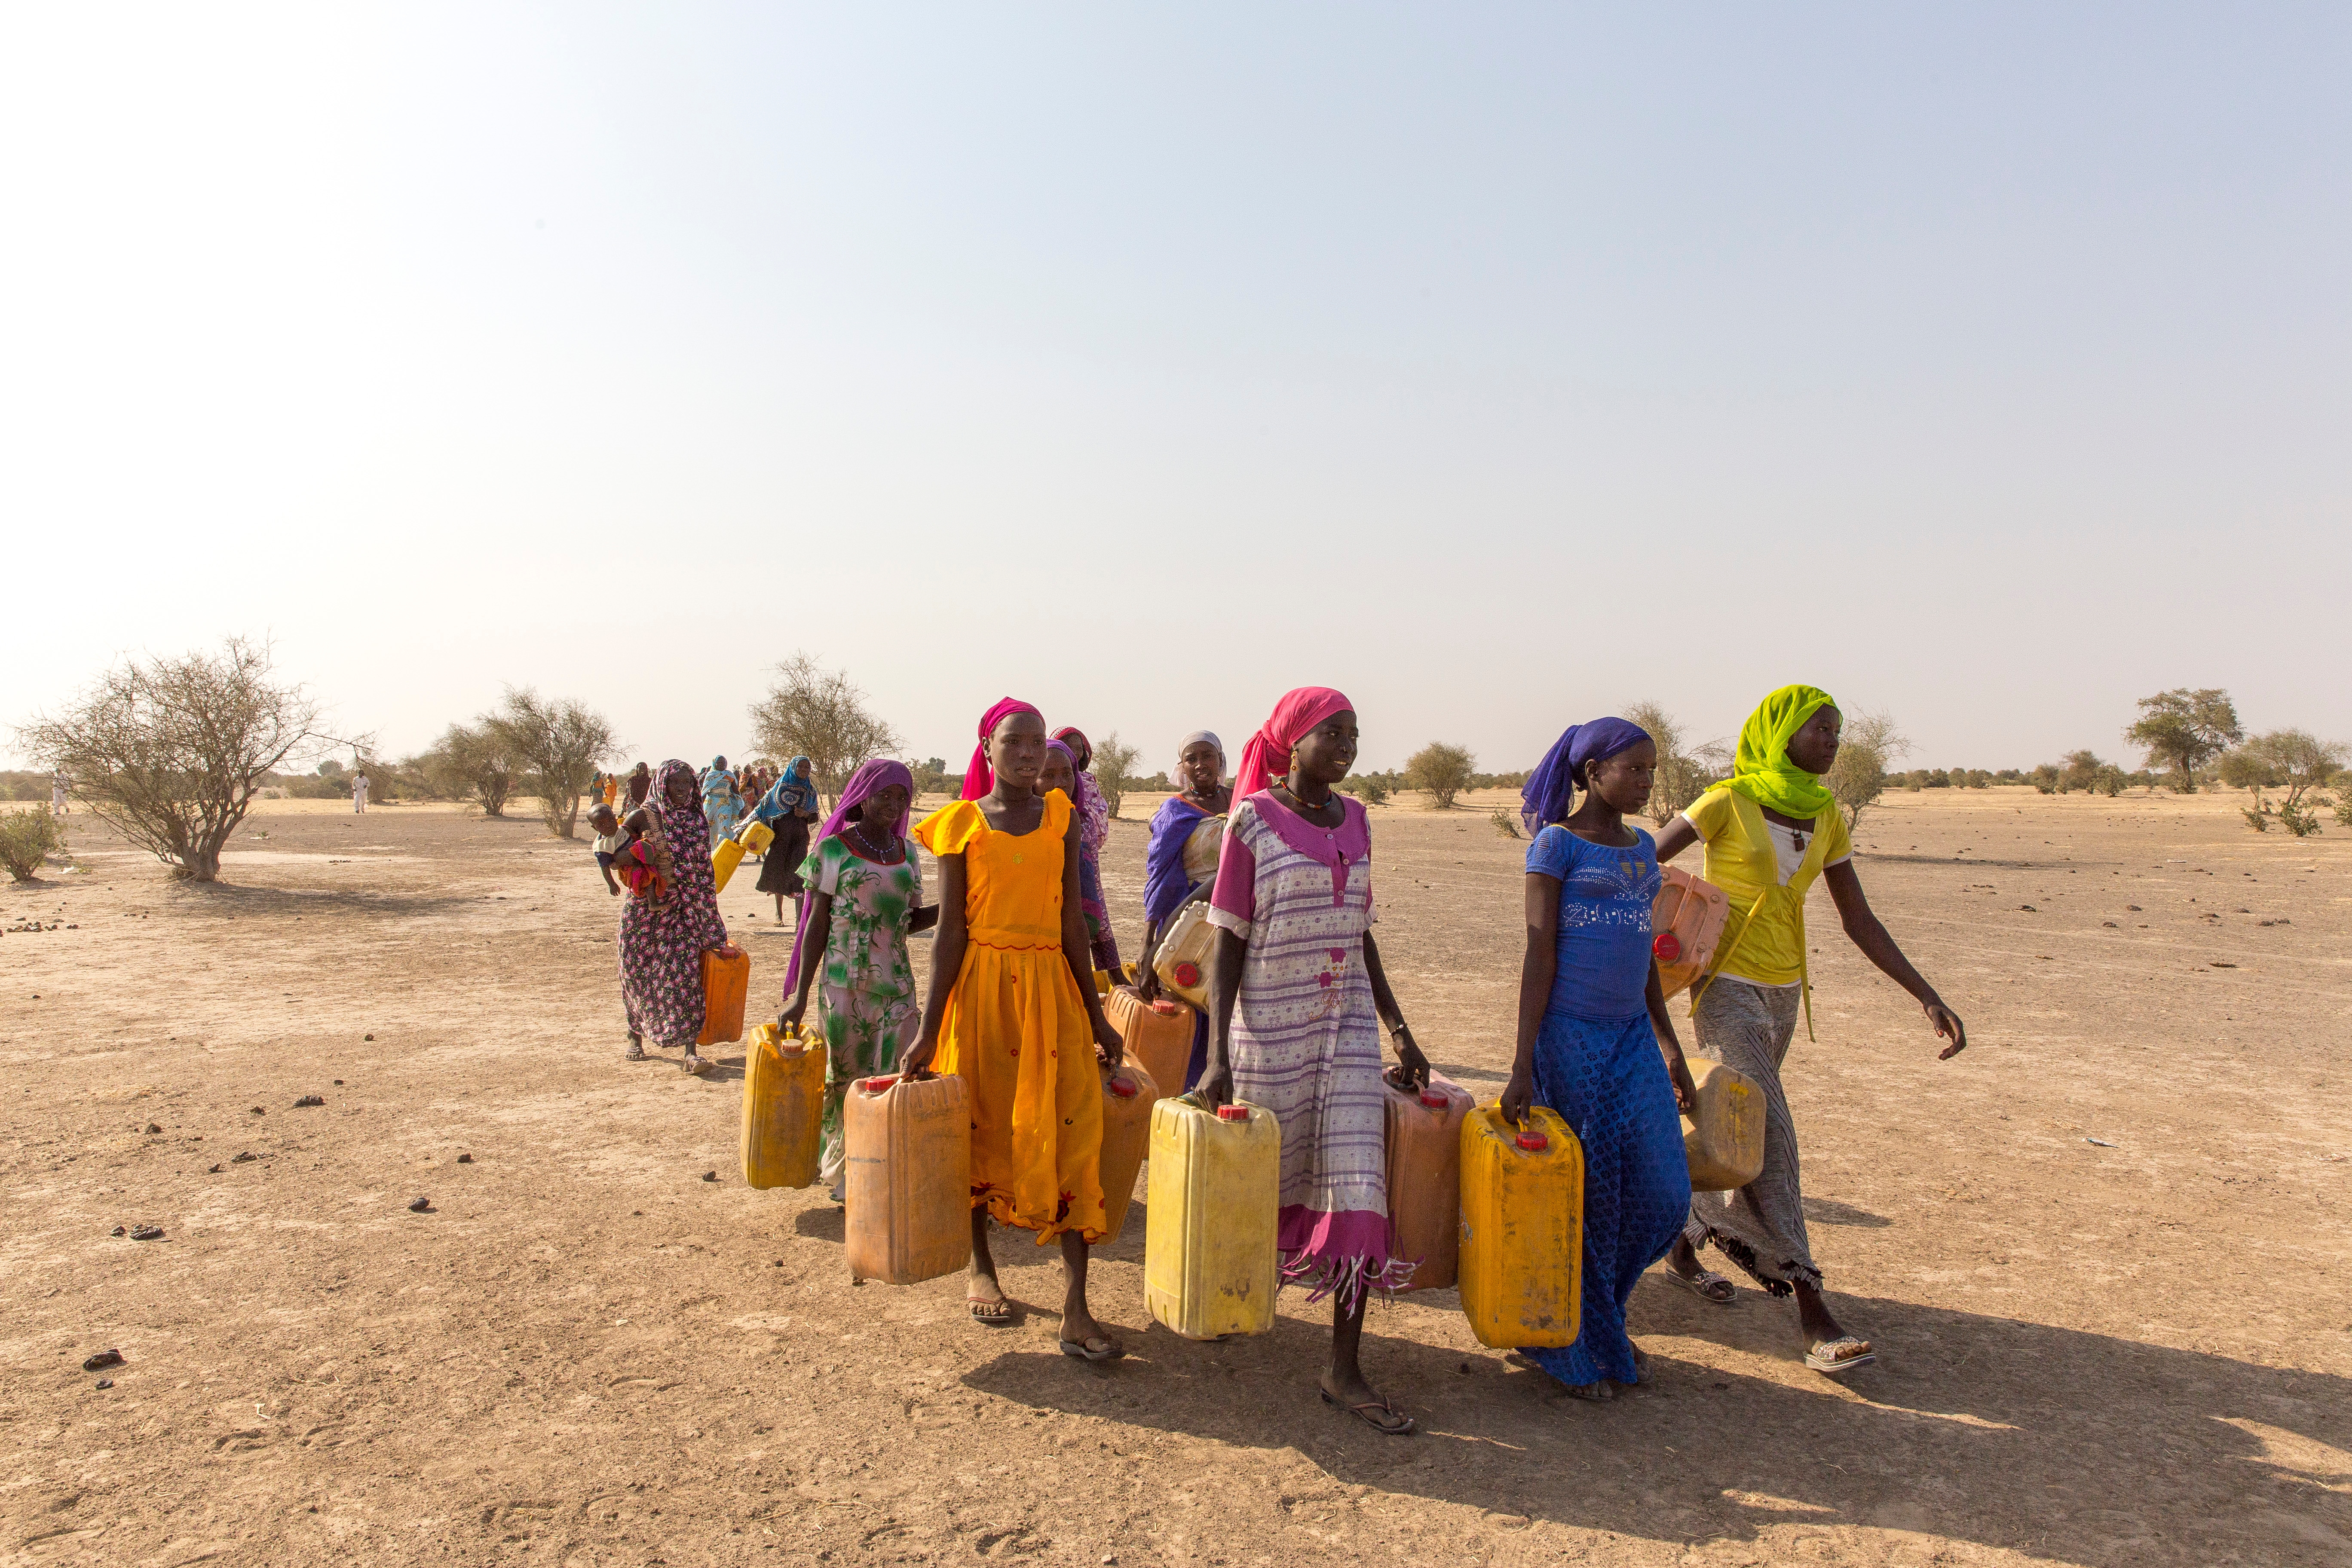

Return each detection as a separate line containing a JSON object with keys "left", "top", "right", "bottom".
{"left": 1681, "top": 785, "right": 1851, "bottom": 988}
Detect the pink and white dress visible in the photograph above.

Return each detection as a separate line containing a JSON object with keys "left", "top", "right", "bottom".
{"left": 1206, "top": 792, "right": 1408, "bottom": 1309}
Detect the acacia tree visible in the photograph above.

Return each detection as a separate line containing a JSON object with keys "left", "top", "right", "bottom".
{"left": 15, "top": 637, "right": 325, "bottom": 882}
{"left": 419, "top": 722, "right": 518, "bottom": 816}
{"left": 485, "top": 689, "right": 615, "bottom": 838}
{"left": 747, "top": 654, "right": 901, "bottom": 807}
{"left": 1405, "top": 742, "right": 1476, "bottom": 810}
{"left": 1092, "top": 732, "right": 1140, "bottom": 820}
{"left": 1623, "top": 701, "right": 1729, "bottom": 825}
{"left": 1823, "top": 708, "right": 1908, "bottom": 830}
{"left": 2220, "top": 729, "right": 2344, "bottom": 835}
{"left": 2126, "top": 689, "right": 2241, "bottom": 792}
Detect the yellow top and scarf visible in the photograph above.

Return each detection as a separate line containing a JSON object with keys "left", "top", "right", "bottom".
{"left": 1687, "top": 686, "right": 1851, "bottom": 1012}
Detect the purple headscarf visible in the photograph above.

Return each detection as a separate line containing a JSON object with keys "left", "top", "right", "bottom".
{"left": 781, "top": 758, "right": 916, "bottom": 1002}
{"left": 1519, "top": 717, "right": 1651, "bottom": 837}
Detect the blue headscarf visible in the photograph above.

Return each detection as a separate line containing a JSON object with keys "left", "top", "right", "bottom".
{"left": 753, "top": 755, "right": 820, "bottom": 824}
{"left": 1519, "top": 717, "right": 1651, "bottom": 836}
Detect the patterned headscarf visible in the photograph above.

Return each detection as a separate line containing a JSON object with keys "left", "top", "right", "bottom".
{"left": 960, "top": 697, "right": 1043, "bottom": 800}
{"left": 1231, "top": 688, "right": 1351, "bottom": 803}
{"left": 645, "top": 759, "right": 728, "bottom": 946}
{"left": 782, "top": 758, "right": 916, "bottom": 1001}
{"left": 1728, "top": 685, "right": 1839, "bottom": 820}
{"left": 1520, "top": 717, "right": 1651, "bottom": 836}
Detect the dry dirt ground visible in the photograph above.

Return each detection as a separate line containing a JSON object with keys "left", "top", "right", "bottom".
{"left": 3, "top": 786, "right": 2349, "bottom": 1568}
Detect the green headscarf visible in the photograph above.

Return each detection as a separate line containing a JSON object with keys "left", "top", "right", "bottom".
{"left": 1726, "top": 684, "right": 1839, "bottom": 820}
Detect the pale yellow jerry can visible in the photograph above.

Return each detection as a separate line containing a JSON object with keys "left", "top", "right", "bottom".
{"left": 739, "top": 1021, "right": 826, "bottom": 1190}
{"left": 1458, "top": 1103, "right": 1585, "bottom": 1348}
{"left": 844, "top": 1073, "right": 973, "bottom": 1285}
{"left": 737, "top": 818, "right": 775, "bottom": 854}
{"left": 1681, "top": 1057, "right": 1765, "bottom": 1191}
{"left": 1144, "top": 1094, "right": 1280, "bottom": 1339}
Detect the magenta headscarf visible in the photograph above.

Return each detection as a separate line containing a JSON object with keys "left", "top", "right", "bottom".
{"left": 959, "top": 697, "right": 1043, "bottom": 800}
{"left": 781, "top": 757, "right": 917, "bottom": 1001}
{"left": 1231, "top": 686, "right": 1354, "bottom": 803}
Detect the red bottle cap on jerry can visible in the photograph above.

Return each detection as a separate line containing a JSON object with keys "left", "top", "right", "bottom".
{"left": 1109, "top": 1076, "right": 1138, "bottom": 1098}
{"left": 1419, "top": 1089, "right": 1450, "bottom": 1109}
{"left": 1515, "top": 1130, "right": 1549, "bottom": 1152}
{"left": 862, "top": 1075, "right": 897, "bottom": 1093}
{"left": 1652, "top": 931, "right": 1683, "bottom": 963}
{"left": 1173, "top": 962, "right": 1201, "bottom": 988}
{"left": 1148, "top": 999, "right": 1180, "bottom": 1016}
{"left": 1216, "top": 1104, "right": 1250, "bottom": 1122}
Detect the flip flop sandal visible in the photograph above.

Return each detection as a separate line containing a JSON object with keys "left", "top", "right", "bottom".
{"left": 1805, "top": 1337, "right": 1877, "bottom": 1375}
{"left": 1665, "top": 1267, "right": 1736, "bottom": 1304}
{"left": 967, "top": 1296, "right": 1014, "bottom": 1324}
{"left": 624, "top": 1044, "right": 646, "bottom": 1061}
{"left": 1058, "top": 1335, "right": 1126, "bottom": 1363}
{"left": 1319, "top": 1389, "right": 1416, "bottom": 1435}
{"left": 683, "top": 1054, "right": 712, "bottom": 1076}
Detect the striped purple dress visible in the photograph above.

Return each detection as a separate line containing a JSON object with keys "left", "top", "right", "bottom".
{"left": 1206, "top": 793, "right": 1407, "bottom": 1310}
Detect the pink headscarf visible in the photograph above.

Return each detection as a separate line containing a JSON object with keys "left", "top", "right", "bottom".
{"left": 1231, "top": 686, "right": 1354, "bottom": 803}
{"left": 959, "top": 697, "right": 1043, "bottom": 800}
{"left": 782, "top": 757, "right": 916, "bottom": 1001}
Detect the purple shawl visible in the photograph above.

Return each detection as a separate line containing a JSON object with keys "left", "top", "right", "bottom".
{"left": 781, "top": 758, "right": 915, "bottom": 1001}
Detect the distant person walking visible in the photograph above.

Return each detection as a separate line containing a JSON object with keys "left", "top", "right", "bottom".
{"left": 351, "top": 769, "right": 370, "bottom": 814}
{"left": 623, "top": 763, "right": 651, "bottom": 813}
{"left": 1050, "top": 727, "right": 1123, "bottom": 974}
{"left": 752, "top": 756, "right": 821, "bottom": 924}
{"left": 1650, "top": 685, "right": 1967, "bottom": 1378}
{"left": 701, "top": 756, "right": 744, "bottom": 845}
{"left": 1500, "top": 717, "right": 1697, "bottom": 1401}
{"left": 617, "top": 759, "right": 732, "bottom": 1075}
{"left": 51, "top": 771, "right": 69, "bottom": 816}
{"left": 1139, "top": 730, "right": 1230, "bottom": 1088}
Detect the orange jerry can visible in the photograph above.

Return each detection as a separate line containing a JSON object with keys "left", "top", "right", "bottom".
{"left": 1096, "top": 1058, "right": 1160, "bottom": 1240}
{"left": 844, "top": 1073, "right": 972, "bottom": 1285}
{"left": 1104, "top": 985, "right": 1195, "bottom": 1101}
{"left": 1382, "top": 1071, "right": 1473, "bottom": 1290}
{"left": 697, "top": 942, "right": 749, "bottom": 1046}
{"left": 1650, "top": 866, "right": 1730, "bottom": 996}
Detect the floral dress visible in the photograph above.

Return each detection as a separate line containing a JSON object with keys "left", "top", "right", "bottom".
{"left": 799, "top": 834, "right": 925, "bottom": 1185}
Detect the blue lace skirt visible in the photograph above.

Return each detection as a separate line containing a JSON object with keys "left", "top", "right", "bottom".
{"left": 1524, "top": 1009, "right": 1692, "bottom": 1389}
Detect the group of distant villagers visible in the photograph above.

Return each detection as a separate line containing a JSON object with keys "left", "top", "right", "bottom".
{"left": 584, "top": 686, "right": 1970, "bottom": 1426}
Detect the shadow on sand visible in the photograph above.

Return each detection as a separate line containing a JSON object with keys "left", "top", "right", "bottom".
{"left": 961, "top": 1269, "right": 2351, "bottom": 1564}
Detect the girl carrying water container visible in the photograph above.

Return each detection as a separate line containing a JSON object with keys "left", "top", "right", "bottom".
{"left": 1499, "top": 717, "right": 1698, "bottom": 1400}
{"left": 1200, "top": 686, "right": 1431, "bottom": 1436}
{"left": 777, "top": 759, "right": 937, "bottom": 1200}
{"left": 1651, "top": 685, "right": 1967, "bottom": 1377}
{"left": 903, "top": 699, "right": 1128, "bottom": 1361}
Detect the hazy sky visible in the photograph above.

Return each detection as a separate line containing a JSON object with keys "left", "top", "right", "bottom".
{"left": 6, "top": 5, "right": 2347, "bottom": 776}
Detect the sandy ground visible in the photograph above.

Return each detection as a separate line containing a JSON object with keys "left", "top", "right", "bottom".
{"left": 3, "top": 785, "right": 2349, "bottom": 1567}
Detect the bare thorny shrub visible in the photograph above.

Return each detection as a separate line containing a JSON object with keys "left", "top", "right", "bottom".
{"left": 1091, "top": 732, "right": 1140, "bottom": 820}
{"left": 485, "top": 689, "right": 617, "bottom": 839}
{"left": 748, "top": 654, "right": 901, "bottom": 811}
{"left": 1622, "top": 701, "right": 1729, "bottom": 825}
{"left": 417, "top": 721, "right": 521, "bottom": 817}
{"left": 1823, "top": 708, "right": 1908, "bottom": 830}
{"left": 15, "top": 637, "right": 325, "bottom": 882}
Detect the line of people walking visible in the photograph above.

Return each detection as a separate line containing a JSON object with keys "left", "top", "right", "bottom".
{"left": 598, "top": 682, "right": 1968, "bottom": 1426}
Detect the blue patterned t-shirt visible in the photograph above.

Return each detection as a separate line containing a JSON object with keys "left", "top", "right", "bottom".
{"left": 1526, "top": 824, "right": 1660, "bottom": 1021}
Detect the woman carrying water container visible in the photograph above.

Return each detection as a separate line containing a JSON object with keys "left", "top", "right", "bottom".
{"left": 1499, "top": 718, "right": 1698, "bottom": 1400}
{"left": 616, "top": 759, "right": 731, "bottom": 1074}
{"left": 1200, "top": 686, "right": 1431, "bottom": 1436}
{"left": 903, "top": 699, "right": 1128, "bottom": 1361}
{"left": 752, "top": 756, "right": 822, "bottom": 925}
{"left": 1137, "top": 730, "right": 1231, "bottom": 1088}
{"left": 1652, "top": 685, "right": 1967, "bottom": 1377}
{"left": 777, "top": 759, "right": 937, "bottom": 1200}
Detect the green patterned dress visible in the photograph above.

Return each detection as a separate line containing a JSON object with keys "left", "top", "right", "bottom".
{"left": 799, "top": 834, "right": 924, "bottom": 1186}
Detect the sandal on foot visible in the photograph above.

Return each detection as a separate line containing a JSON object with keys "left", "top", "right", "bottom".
{"left": 1805, "top": 1336, "right": 1876, "bottom": 1375}
{"left": 1665, "top": 1266, "right": 1736, "bottom": 1304}
{"left": 1319, "top": 1388, "right": 1416, "bottom": 1435}
{"left": 624, "top": 1043, "right": 646, "bottom": 1061}
{"left": 1058, "top": 1335, "right": 1125, "bottom": 1363}
{"left": 967, "top": 1295, "right": 1014, "bottom": 1324}
{"left": 682, "top": 1053, "right": 712, "bottom": 1076}
{"left": 1564, "top": 1380, "right": 1615, "bottom": 1402}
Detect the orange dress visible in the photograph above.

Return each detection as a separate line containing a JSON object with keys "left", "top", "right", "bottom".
{"left": 911, "top": 791, "right": 1106, "bottom": 1243}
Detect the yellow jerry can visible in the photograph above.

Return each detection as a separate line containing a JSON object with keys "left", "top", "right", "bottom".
{"left": 1458, "top": 1103, "right": 1585, "bottom": 1348}
{"left": 711, "top": 836, "right": 748, "bottom": 894}
{"left": 737, "top": 818, "right": 775, "bottom": 854}
{"left": 844, "top": 1073, "right": 972, "bottom": 1286}
{"left": 1144, "top": 1094, "right": 1279, "bottom": 1339}
{"left": 740, "top": 1021, "right": 826, "bottom": 1190}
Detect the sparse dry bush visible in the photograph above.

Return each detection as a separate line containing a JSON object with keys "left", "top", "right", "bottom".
{"left": 1405, "top": 743, "right": 1475, "bottom": 810}
{"left": 0, "top": 809, "right": 64, "bottom": 881}
{"left": 485, "top": 689, "right": 615, "bottom": 839}
{"left": 1489, "top": 808, "right": 1521, "bottom": 840}
{"left": 1623, "top": 701, "right": 1727, "bottom": 824}
{"left": 747, "top": 654, "right": 900, "bottom": 808}
{"left": 1093, "top": 732, "right": 1140, "bottom": 820}
{"left": 1825, "top": 709, "right": 1907, "bottom": 829}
